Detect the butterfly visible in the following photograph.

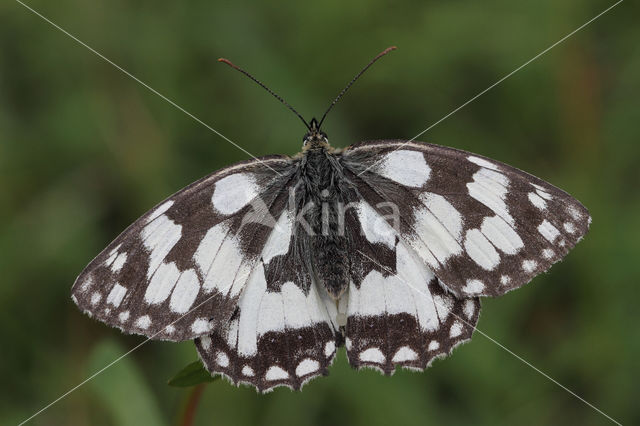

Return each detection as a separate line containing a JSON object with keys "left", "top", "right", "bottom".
{"left": 72, "top": 46, "right": 590, "bottom": 392}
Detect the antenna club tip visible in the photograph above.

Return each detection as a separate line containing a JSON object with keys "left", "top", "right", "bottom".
{"left": 218, "top": 58, "right": 234, "bottom": 66}
{"left": 375, "top": 46, "right": 397, "bottom": 60}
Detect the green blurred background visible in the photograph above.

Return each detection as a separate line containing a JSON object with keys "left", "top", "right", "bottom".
{"left": 1, "top": 0, "right": 638, "bottom": 425}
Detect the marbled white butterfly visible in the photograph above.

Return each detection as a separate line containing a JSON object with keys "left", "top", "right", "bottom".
{"left": 72, "top": 47, "right": 590, "bottom": 392}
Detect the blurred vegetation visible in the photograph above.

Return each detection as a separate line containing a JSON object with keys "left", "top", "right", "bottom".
{"left": 1, "top": 0, "right": 639, "bottom": 425}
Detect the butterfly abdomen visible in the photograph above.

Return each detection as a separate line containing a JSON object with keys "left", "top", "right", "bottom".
{"left": 299, "top": 148, "right": 351, "bottom": 299}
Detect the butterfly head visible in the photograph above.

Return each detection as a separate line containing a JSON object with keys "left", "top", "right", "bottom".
{"left": 302, "top": 118, "right": 329, "bottom": 150}
{"left": 218, "top": 47, "right": 397, "bottom": 153}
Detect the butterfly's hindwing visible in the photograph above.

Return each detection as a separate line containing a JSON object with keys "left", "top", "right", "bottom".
{"left": 340, "top": 141, "right": 591, "bottom": 297}
{"left": 195, "top": 257, "right": 339, "bottom": 391}
{"left": 344, "top": 203, "right": 480, "bottom": 372}
{"left": 346, "top": 273, "right": 480, "bottom": 373}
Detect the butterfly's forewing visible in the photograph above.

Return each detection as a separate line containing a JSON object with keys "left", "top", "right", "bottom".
{"left": 71, "top": 155, "right": 297, "bottom": 341}
{"left": 340, "top": 140, "right": 591, "bottom": 298}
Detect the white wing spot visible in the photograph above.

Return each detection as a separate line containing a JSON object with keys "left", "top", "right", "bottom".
{"left": 413, "top": 206, "right": 463, "bottom": 263}
{"left": 257, "top": 291, "right": 285, "bottom": 336}
{"left": 357, "top": 201, "right": 397, "bottom": 249}
{"left": 191, "top": 318, "right": 211, "bottom": 334}
{"left": 467, "top": 169, "right": 513, "bottom": 225}
{"left": 567, "top": 205, "right": 582, "bottom": 220}
{"left": 464, "top": 229, "right": 500, "bottom": 270}
{"left": 377, "top": 150, "right": 431, "bottom": 187}
{"left": 348, "top": 270, "right": 386, "bottom": 317}
{"left": 564, "top": 222, "right": 576, "bottom": 234}
{"left": 538, "top": 220, "right": 560, "bottom": 242}
{"left": 463, "top": 300, "right": 476, "bottom": 319}
{"left": 467, "top": 156, "right": 499, "bottom": 171}
{"left": 265, "top": 366, "right": 289, "bottom": 381}
{"left": 281, "top": 282, "right": 316, "bottom": 329}
{"left": 236, "top": 266, "right": 268, "bottom": 357}
{"left": 359, "top": 347, "right": 385, "bottom": 363}
{"left": 196, "top": 226, "right": 246, "bottom": 296}
{"left": 79, "top": 276, "right": 93, "bottom": 292}
{"left": 522, "top": 260, "right": 537, "bottom": 273}
{"left": 193, "top": 222, "right": 227, "bottom": 276}
{"left": 462, "top": 279, "right": 485, "bottom": 295}
{"left": 392, "top": 346, "right": 418, "bottom": 362}
{"left": 428, "top": 340, "right": 440, "bottom": 351}
{"left": 420, "top": 193, "right": 463, "bottom": 239}
{"left": 200, "top": 336, "right": 212, "bottom": 351}
{"left": 169, "top": 269, "right": 200, "bottom": 314}
{"left": 324, "top": 341, "right": 336, "bottom": 357}
{"left": 536, "top": 188, "right": 552, "bottom": 200}
{"left": 449, "top": 321, "right": 463, "bottom": 338}
{"left": 111, "top": 252, "right": 128, "bottom": 273}
{"left": 144, "top": 262, "right": 181, "bottom": 304}
{"left": 528, "top": 192, "right": 547, "bottom": 210}
{"left": 135, "top": 315, "right": 151, "bottom": 329}
{"left": 262, "top": 211, "right": 293, "bottom": 264}
{"left": 106, "top": 284, "right": 127, "bottom": 307}
{"left": 90, "top": 292, "right": 102, "bottom": 306}
{"left": 164, "top": 325, "right": 175, "bottom": 334}
{"left": 542, "top": 248, "right": 555, "bottom": 259}
{"left": 480, "top": 216, "right": 523, "bottom": 255}
{"left": 500, "top": 275, "right": 511, "bottom": 285}
{"left": 104, "top": 251, "right": 117, "bottom": 267}
{"left": 118, "top": 311, "right": 130, "bottom": 322}
{"left": 296, "top": 359, "right": 320, "bottom": 377}
{"left": 216, "top": 352, "right": 229, "bottom": 367}
{"left": 345, "top": 338, "right": 353, "bottom": 351}
{"left": 433, "top": 295, "right": 452, "bottom": 322}
{"left": 242, "top": 365, "right": 255, "bottom": 376}
{"left": 211, "top": 173, "right": 260, "bottom": 215}
{"left": 109, "top": 244, "right": 122, "bottom": 256}
{"left": 147, "top": 200, "right": 174, "bottom": 223}
{"left": 141, "top": 215, "right": 182, "bottom": 279}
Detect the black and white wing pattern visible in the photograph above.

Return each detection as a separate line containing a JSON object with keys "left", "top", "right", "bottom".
{"left": 194, "top": 252, "right": 339, "bottom": 392}
{"left": 195, "top": 208, "right": 340, "bottom": 392}
{"left": 340, "top": 197, "right": 480, "bottom": 373}
{"left": 72, "top": 155, "right": 300, "bottom": 341}
{"left": 340, "top": 140, "right": 591, "bottom": 298}
{"left": 73, "top": 135, "right": 591, "bottom": 391}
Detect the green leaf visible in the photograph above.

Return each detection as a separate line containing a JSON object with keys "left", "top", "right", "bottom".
{"left": 88, "top": 339, "right": 167, "bottom": 426}
{"left": 167, "top": 361, "right": 218, "bottom": 387}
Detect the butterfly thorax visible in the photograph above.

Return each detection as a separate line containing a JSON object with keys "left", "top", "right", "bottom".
{"left": 297, "top": 141, "right": 351, "bottom": 300}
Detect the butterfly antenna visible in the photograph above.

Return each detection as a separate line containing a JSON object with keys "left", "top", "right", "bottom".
{"left": 218, "top": 58, "right": 311, "bottom": 131}
{"left": 318, "top": 46, "right": 397, "bottom": 128}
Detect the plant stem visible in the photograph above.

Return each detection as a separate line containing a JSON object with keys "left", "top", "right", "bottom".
{"left": 180, "top": 384, "right": 206, "bottom": 426}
